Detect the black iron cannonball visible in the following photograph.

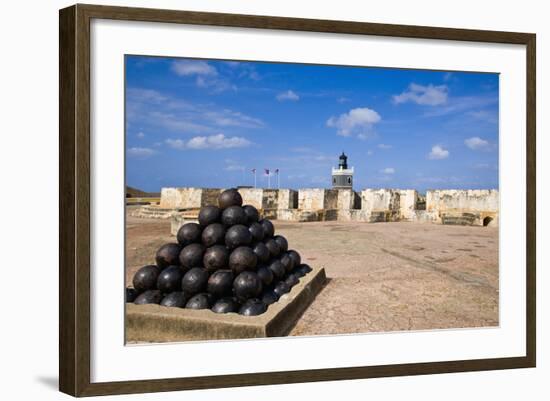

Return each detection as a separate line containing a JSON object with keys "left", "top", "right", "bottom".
{"left": 285, "top": 273, "right": 300, "bottom": 288}
{"left": 201, "top": 223, "right": 226, "bottom": 247}
{"left": 181, "top": 267, "right": 209, "bottom": 295}
{"left": 256, "top": 265, "right": 274, "bottom": 286}
{"left": 259, "top": 219, "right": 275, "bottom": 238}
{"left": 134, "top": 290, "right": 162, "bottom": 305}
{"left": 211, "top": 297, "right": 240, "bottom": 314}
{"left": 198, "top": 205, "right": 221, "bottom": 226}
{"left": 156, "top": 265, "right": 185, "bottom": 293}
{"left": 155, "top": 243, "right": 182, "bottom": 269}
{"left": 207, "top": 269, "right": 234, "bottom": 297}
{"left": 279, "top": 253, "right": 294, "bottom": 273}
{"left": 287, "top": 250, "right": 301, "bottom": 268}
{"left": 125, "top": 287, "right": 138, "bottom": 303}
{"left": 225, "top": 224, "right": 252, "bottom": 249}
{"left": 185, "top": 293, "right": 213, "bottom": 309}
{"left": 261, "top": 289, "right": 279, "bottom": 305}
{"left": 252, "top": 242, "right": 270, "bottom": 264}
{"left": 218, "top": 188, "right": 243, "bottom": 209}
{"left": 248, "top": 222, "right": 265, "bottom": 243}
{"left": 239, "top": 298, "right": 267, "bottom": 316}
{"left": 132, "top": 265, "right": 160, "bottom": 292}
{"left": 264, "top": 238, "right": 281, "bottom": 258}
{"left": 221, "top": 205, "right": 247, "bottom": 226}
{"left": 273, "top": 235, "right": 288, "bottom": 253}
{"left": 229, "top": 246, "right": 257, "bottom": 274}
{"left": 267, "top": 259, "right": 285, "bottom": 279}
{"left": 243, "top": 205, "right": 260, "bottom": 224}
{"left": 273, "top": 281, "right": 290, "bottom": 298}
{"left": 176, "top": 222, "right": 202, "bottom": 246}
{"left": 160, "top": 291, "right": 188, "bottom": 308}
{"left": 179, "top": 243, "right": 205, "bottom": 269}
{"left": 233, "top": 271, "right": 263, "bottom": 301}
{"left": 203, "top": 245, "right": 229, "bottom": 272}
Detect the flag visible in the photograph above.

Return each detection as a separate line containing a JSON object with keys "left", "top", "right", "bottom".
{"left": 251, "top": 168, "right": 256, "bottom": 173}
{"left": 264, "top": 168, "right": 270, "bottom": 176}
{"left": 275, "top": 168, "right": 279, "bottom": 174}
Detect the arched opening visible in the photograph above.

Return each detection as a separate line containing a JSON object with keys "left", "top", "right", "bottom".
{"left": 483, "top": 216, "right": 493, "bottom": 227}
{"left": 347, "top": 177, "right": 351, "bottom": 184}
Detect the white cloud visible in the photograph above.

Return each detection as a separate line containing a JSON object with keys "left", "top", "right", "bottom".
{"left": 136, "top": 132, "right": 145, "bottom": 138}
{"left": 337, "top": 97, "right": 351, "bottom": 103}
{"left": 326, "top": 107, "right": 381, "bottom": 138}
{"left": 465, "top": 136, "right": 490, "bottom": 150}
{"left": 367, "top": 150, "right": 374, "bottom": 156}
{"left": 428, "top": 145, "right": 450, "bottom": 160}
{"left": 393, "top": 83, "right": 448, "bottom": 106}
{"left": 225, "top": 164, "right": 245, "bottom": 171}
{"left": 276, "top": 90, "right": 300, "bottom": 101}
{"left": 467, "top": 110, "right": 498, "bottom": 124}
{"left": 127, "top": 147, "right": 156, "bottom": 158}
{"left": 381, "top": 167, "right": 395, "bottom": 174}
{"left": 378, "top": 143, "right": 392, "bottom": 149}
{"left": 171, "top": 60, "right": 217, "bottom": 76}
{"left": 165, "top": 134, "right": 252, "bottom": 150}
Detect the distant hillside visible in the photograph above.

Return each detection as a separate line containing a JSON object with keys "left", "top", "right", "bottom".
{"left": 125, "top": 186, "right": 160, "bottom": 198}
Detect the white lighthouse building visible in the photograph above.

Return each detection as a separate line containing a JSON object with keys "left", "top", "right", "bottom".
{"left": 332, "top": 152, "right": 354, "bottom": 189}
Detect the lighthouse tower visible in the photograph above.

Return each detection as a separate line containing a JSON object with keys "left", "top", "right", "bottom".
{"left": 332, "top": 152, "right": 354, "bottom": 189}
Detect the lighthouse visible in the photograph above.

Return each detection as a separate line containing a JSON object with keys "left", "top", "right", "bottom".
{"left": 332, "top": 152, "right": 354, "bottom": 189}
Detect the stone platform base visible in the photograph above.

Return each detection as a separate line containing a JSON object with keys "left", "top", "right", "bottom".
{"left": 125, "top": 265, "right": 327, "bottom": 343}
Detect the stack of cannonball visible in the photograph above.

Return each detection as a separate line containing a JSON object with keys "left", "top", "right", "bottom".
{"left": 126, "top": 188, "right": 313, "bottom": 316}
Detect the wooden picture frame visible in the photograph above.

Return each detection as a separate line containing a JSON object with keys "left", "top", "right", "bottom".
{"left": 59, "top": 3, "right": 536, "bottom": 397}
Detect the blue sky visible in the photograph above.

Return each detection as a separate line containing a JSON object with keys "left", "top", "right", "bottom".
{"left": 126, "top": 56, "right": 499, "bottom": 193}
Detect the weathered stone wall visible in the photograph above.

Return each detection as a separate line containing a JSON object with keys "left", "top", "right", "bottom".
{"left": 426, "top": 189, "right": 499, "bottom": 212}
{"left": 160, "top": 187, "right": 222, "bottom": 209}
{"left": 238, "top": 188, "right": 264, "bottom": 209}
{"left": 278, "top": 189, "right": 298, "bottom": 209}
{"left": 298, "top": 189, "right": 339, "bottom": 210}
{"left": 398, "top": 189, "right": 419, "bottom": 221}
{"left": 336, "top": 189, "right": 361, "bottom": 210}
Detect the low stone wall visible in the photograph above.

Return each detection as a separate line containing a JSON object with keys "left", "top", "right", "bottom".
{"left": 157, "top": 186, "right": 499, "bottom": 226}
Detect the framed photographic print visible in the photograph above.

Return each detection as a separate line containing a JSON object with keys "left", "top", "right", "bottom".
{"left": 59, "top": 4, "right": 536, "bottom": 397}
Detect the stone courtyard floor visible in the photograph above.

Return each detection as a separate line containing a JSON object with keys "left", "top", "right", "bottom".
{"left": 126, "top": 214, "right": 499, "bottom": 336}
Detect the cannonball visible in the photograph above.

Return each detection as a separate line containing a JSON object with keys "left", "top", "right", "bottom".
{"left": 218, "top": 188, "right": 243, "bottom": 209}
{"left": 198, "top": 205, "right": 221, "bottom": 226}
{"left": 181, "top": 267, "right": 209, "bottom": 295}
{"left": 233, "top": 271, "right": 263, "bottom": 301}
{"left": 185, "top": 293, "right": 213, "bottom": 309}
{"left": 229, "top": 246, "right": 257, "bottom": 274}
{"left": 267, "top": 259, "right": 285, "bottom": 279}
{"left": 225, "top": 224, "right": 252, "bottom": 249}
{"left": 132, "top": 265, "right": 160, "bottom": 292}
{"left": 155, "top": 243, "right": 182, "bottom": 269}
{"left": 261, "top": 289, "right": 279, "bottom": 305}
{"left": 176, "top": 223, "right": 202, "bottom": 246}
{"left": 179, "top": 243, "right": 205, "bottom": 269}
{"left": 207, "top": 269, "right": 234, "bottom": 297}
{"left": 273, "top": 235, "right": 288, "bottom": 253}
{"left": 252, "top": 242, "right": 270, "bottom": 264}
{"left": 221, "top": 205, "right": 247, "bottom": 226}
{"left": 285, "top": 273, "right": 299, "bottom": 288}
{"left": 203, "top": 245, "right": 229, "bottom": 272}
{"left": 264, "top": 238, "right": 281, "bottom": 258}
{"left": 259, "top": 219, "right": 275, "bottom": 238}
{"left": 157, "top": 265, "right": 184, "bottom": 293}
{"left": 211, "top": 297, "right": 240, "bottom": 314}
{"left": 239, "top": 298, "right": 268, "bottom": 316}
{"left": 287, "top": 250, "right": 301, "bottom": 268}
{"left": 256, "top": 265, "right": 274, "bottom": 286}
{"left": 292, "top": 265, "right": 306, "bottom": 277}
{"left": 243, "top": 205, "right": 260, "bottom": 224}
{"left": 279, "top": 253, "right": 293, "bottom": 272}
{"left": 125, "top": 287, "right": 138, "bottom": 303}
{"left": 201, "top": 223, "right": 226, "bottom": 247}
{"left": 273, "top": 281, "right": 290, "bottom": 297}
{"left": 134, "top": 290, "right": 162, "bottom": 305}
{"left": 248, "top": 222, "right": 265, "bottom": 243}
{"left": 297, "top": 264, "right": 312, "bottom": 276}
{"left": 160, "top": 291, "right": 188, "bottom": 308}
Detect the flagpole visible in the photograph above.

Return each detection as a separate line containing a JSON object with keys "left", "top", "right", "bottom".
{"left": 268, "top": 173, "right": 271, "bottom": 189}
{"left": 277, "top": 169, "right": 280, "bottom": 189}
{"left": 254, "top": 170, "right": 256, "bottom": 188}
